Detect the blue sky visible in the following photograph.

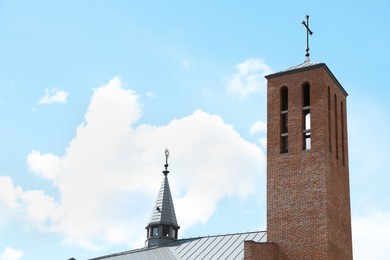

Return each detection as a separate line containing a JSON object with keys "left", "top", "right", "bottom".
{"left": 0, "top": 1, "right": 389, "bottom": 259}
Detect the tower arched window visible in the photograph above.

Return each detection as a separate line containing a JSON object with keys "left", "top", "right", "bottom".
{"left": 303, "top": 84, "right": 311, "bottom": 150}
{"left": 280, "top": 87, "right": 288, "bottom": 153}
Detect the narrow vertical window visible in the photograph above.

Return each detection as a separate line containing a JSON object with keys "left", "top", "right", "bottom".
{"left": 328, "top": 87, "right": 332, "bottom": 153}
{"left": 281, "top": 87, "right": 288, "bottom": 153}
{"left": 341, "top": 101, "right": 345, "bottom": 166}
{"left": 162, "top": 226, "right": 170, "bottom": 237}
{"left": 282, "top": 87, "right": 288, "bottom": 111}
{"left": 303, "top": 84, "right": 311, "bottom": 150}
{"left": 281, "top": 113, "right": 288, "bottom": 133}
{"left": 281, "top": 135, "right": 288, "bottom": 154}
{"left": 334, "top": 94, "right": 339, "bottom": 159}
{"left": 152, "top": 226, "right": 159, "bottom": 237}
{"left": 304, "top": 111, "right": 311, "bottom": 150}
{"left": 303, "top": 84, "right": 310, "bottom": 107}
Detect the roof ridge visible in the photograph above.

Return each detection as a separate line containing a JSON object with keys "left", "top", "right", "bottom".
{"left": 177, "top": 230, "right": 266, "bottom": 241}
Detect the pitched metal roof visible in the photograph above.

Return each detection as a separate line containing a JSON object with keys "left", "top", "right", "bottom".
{"left": 90, "top": 231, "right": 267, "bottom": 260}
{"left": 265, "top": 61, "right": 348, "bottom": 96}
{"left": 265, "top": 61, "right": 323, "bottom": 79}
{"left": 148, "top": 174, "right": 178, "bottom": 227}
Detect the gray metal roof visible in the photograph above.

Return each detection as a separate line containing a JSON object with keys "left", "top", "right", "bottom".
{"left": 281, "top": 61, "right": 323, "bottom": 72}
{"left": 148, "top": 174, "right": 178, "bottom": 226}
{"left": 265, "top": 61, "right": 326, "bottom": 80}
{"left": 265, "top": 61, "right": 348, "bottom": 96}
{"left": 90, "top": 231, "right": 267, "bottom": 260}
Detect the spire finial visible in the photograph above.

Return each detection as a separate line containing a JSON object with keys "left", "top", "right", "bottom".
{"left": 163, "top": 148, "right": 169, "bottom": 176}
{"left": 302, "top": 15, "right": 314, "bottom": 62}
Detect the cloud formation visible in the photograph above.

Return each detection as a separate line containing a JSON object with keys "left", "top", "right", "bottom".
{"left": 15, "top": 77, "right": 265, "bottom": 249}
{"left": 0, "top": 176, "right": 59, "bottom": 231}
{"left": 249, "top": 121, "right": 267, "bottom": 135}
{"left": 226, "top": 59, "right": 272, "bottom": 99}
{"left": 0, "top": 247, "right": 24, "bottom": 260}
{"left": 0, "top": 176, "right": 21, "bottom": 225}
{"left": 249, "top": 121, "right": 267, "bottom": 150}
{"left": 39, "top": 88, "right": 69, "bottom": 105}
{"left": 352, "top": 212, "right": 390, "bottom": 260}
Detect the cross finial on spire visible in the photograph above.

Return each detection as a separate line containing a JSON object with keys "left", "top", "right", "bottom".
{"left": 302, "top": 15, "right": 314, "bottom": 62}
{"left": 163, "top": 148, "right": 169, "bottom": 175}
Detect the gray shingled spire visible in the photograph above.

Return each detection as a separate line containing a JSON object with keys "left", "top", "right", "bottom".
{"left": 145, "top": 149, "right": 180, "bottom": 248}
{"left": 148, "top": 172, "right": 178, "bottom": 226}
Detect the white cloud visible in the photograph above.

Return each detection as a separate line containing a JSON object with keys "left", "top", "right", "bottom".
{"left": 0, "top": 176, "right": 21, "bottom": 212}
{"left": 21, "top": 190, "right": 60, "bottom": 226}
{"left": 226, "top": 58, "right": 272, "bottom": 99}
{"left": 0, "top": 176, "right": 60, "bottom": 230}
{"left": 249, "top": 121, "right": 267, "bottom": 150}
{"left": 27, "top": 151, "right": 62, "bottom": 181}
{"left": 249, "top": 121, "right": 267, "bottom": 135}
{"left": 22, "top": 76, "right": 265, "bottom": 250}
{"left": 0, "top": 247, "right": 24, "bottom": 260}
{"left": 39, "top": 88, "right": 69, "bottom": 105}
{"left": 352, "top": 211, "right": 390, "bottom": 260}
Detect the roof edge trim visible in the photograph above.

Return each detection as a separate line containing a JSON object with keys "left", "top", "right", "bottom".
{"left": 265, "top": 63, "right": 348, "bottom": 96}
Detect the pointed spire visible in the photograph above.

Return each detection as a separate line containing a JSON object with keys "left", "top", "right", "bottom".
{"left": 145, "top": 149, "right": 180, "bottom": 248}
{"left": 148, "top": 170, "right": 178, "bottom": 226}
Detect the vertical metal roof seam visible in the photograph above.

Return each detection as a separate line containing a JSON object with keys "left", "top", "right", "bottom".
{"left": 192, "top": 236, "right": 218, "bottom": 259}
{"left": 254, "top": 231, "right": 267, "bottom": 242}
{"left": 189, "top": 237, "right": 215, "bottom": 259}
{"left": 228, "top": 233, "right": 252, "bottom": 260}
{"left": 179, "top": 237, "right": 203, "bottom": 259}
{"left": 215, "top": 234, "right": 244, "bottom": 260}
{"left": 185, "top": 237, "right": 211, "bottom": 260}
{"left": 199, "top": 235, "right": 227, "bottom": 260}
{"left": 175, "top": 238, "right": 197, "bottom": 255}
{"left": 208, "top": 234, "right": 235, "bottom": 259}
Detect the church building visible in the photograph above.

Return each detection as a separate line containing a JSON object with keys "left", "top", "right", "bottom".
{"left": 89, "top": 18, "right": 353, "bottom": 260}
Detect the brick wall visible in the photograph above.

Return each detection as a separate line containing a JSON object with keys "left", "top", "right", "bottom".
{"left": 265, "top": 64, "right": 352, "bottom": 259}
{"left": 244, "top": 241, "right": 279, "bottom": 260}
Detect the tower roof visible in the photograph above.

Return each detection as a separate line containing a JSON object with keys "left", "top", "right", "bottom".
{"left": 265, "top": 61, "right": 348, "bottom": 96}
{"left": 147, "top": 149, "right": 179, "bottom": 228}
{"left": 148, "top": 173, "right": 179, "bottom": 227}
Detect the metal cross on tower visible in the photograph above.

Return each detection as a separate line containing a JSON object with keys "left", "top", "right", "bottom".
{"left": 302, "top": 15, "right": 313, "bottom": 62}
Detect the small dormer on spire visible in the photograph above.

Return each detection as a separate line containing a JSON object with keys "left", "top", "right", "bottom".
{"left": 145, "top": 149, "right": 180, "bottom": 248}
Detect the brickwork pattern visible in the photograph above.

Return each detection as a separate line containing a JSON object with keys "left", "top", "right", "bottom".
{"left": 244, "top": 241, "right": 279, "bottom": 260}
{"left": 265, "top": 65, "right": 352, "bottom": 259}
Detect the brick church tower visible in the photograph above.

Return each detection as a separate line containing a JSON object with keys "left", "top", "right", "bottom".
{"left": 264, "top": 61, "right": 353, "bottom": 259}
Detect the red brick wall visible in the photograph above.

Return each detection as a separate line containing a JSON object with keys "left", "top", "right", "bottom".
{"left": 265, "top": 65, "right": 352, "bottom": 259}
{"left": 244, "top": 241, "right": 279, "bottom": 260}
